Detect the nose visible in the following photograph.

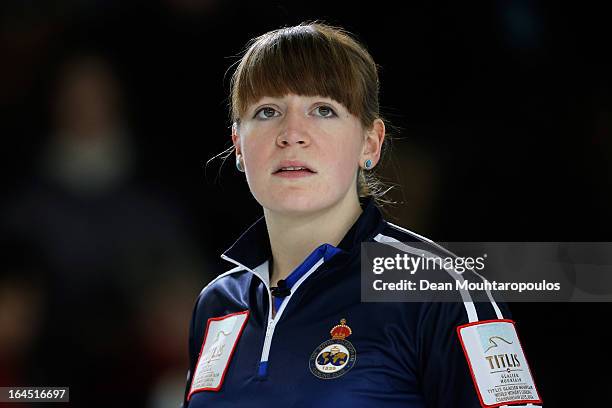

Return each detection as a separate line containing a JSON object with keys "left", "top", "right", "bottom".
{"left": 276, "top": 109, "right": 311, "bottom": 147}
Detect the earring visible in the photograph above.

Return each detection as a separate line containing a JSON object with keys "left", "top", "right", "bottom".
{"left": 364, "top": 159, "right": 372, "bottom": 169}
{"left": 236, "top": 154, "right": 245, "bottom": 172}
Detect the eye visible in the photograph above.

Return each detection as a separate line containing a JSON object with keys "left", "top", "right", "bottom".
{"left": 313, "top": 105, "right": 337, "bottom": 118}
{"left": 254, "top": 107, "right": 280, "bottom": 120}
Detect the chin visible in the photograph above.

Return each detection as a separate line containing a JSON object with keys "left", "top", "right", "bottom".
{"left": 260, "top": 191, "right": 335, "bottom": 215}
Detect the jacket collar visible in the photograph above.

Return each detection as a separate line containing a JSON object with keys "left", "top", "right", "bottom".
{"left": 220, "top": 196, "right": 385, "bottom": 273}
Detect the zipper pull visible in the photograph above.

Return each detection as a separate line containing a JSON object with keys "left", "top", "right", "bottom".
{"left": 265, "top": 320, "right": 275, "bottom": 338}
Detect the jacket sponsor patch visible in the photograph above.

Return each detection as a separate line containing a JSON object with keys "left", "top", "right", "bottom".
{"left": 188, "top": 310, "right": 249, "bottom": 399}
{"left": 456, "top": 319, "right": 542, "bottom": 407}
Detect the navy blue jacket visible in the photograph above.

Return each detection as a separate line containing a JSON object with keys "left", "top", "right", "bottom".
{"left": 181, "top": 196, "right": 520, "bottom": 407}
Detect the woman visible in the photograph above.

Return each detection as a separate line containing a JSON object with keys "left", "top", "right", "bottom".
{"left": 182, "top": 22, "right": 542, "bottom": 408}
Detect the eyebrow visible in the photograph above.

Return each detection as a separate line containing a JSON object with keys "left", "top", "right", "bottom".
{"left": 253, "top": 97, "right": 339, "bottom": 107}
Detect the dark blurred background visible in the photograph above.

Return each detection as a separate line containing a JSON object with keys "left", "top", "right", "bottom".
{"left": 1, "top": 1, "right": 610, "bottom": 406}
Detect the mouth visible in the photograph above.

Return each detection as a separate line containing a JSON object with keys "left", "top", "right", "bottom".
{"left": 272, "top": 161, "right": 317, "bottom": 175}
{"left": 273, "top": 166, "right": 315, "bottom": 174}
{"left": 272, "top": 167, "right": 316, "bottom": 178}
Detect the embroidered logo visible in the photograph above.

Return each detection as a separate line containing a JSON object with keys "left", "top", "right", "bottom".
{"left": 309, "top": 318, "right": 357, "bottom": 379}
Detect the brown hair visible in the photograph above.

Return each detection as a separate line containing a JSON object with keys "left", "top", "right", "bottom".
{"left": 227, "top": 21, "right": 397, "bottom": 206}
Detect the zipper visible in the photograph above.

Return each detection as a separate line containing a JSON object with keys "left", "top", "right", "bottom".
{"left": 256, "top": 257, "right": 325, "bottom": 377}
{"left": 258, "top": 281, "right": 274, "bottom": 376}
{"left": 220, "top": 253, "right": 328, "bottom": 378}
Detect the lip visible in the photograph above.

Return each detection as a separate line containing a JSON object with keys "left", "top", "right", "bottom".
{"left": 272, "top": 160, "right": 317, "bottom": 174}
{"left": 273, "top": 169, "right": 316, "bottom": 179}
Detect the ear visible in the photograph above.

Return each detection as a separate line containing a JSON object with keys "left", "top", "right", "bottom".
{"left": 231, "top": 122, "right": 241, "bottom": 156}
{"left": 361, "top": 118, "right": 385, "bottom": 166}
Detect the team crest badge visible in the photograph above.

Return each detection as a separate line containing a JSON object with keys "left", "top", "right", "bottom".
{"left": 309, "top": 318, "right": 356, "bottom": 379}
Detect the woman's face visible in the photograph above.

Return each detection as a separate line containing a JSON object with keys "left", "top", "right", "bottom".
{"left": 233, "top": 93, "right": 371, "bottom": 215}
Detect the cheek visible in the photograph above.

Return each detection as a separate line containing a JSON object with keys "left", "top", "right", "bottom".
{"left": 241, "top": 137, "right": 267, "bottom": 169}
{"left": 324, "top": 143, "right": 360, "bottom": 183}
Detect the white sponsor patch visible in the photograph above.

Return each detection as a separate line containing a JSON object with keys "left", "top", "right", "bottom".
{"left": 188, "top": 310, "right": 249, "bottom": 399}
{"left": 457, "top": 319, "right": 542, "bottom": 407}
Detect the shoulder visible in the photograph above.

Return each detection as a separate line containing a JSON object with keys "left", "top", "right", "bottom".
{"left": 188, "top": 265, "right": 254, "bottom": 326}
{"left": 194, "top": 265, "right": 251, "bottom": 305}
{"left": 198, "top": 265, "right": 250, "bottom": 297}
{"left": 374, "top": 219, "right": 512, "bottom": 322}
{"left": 376, "top": 220, "right": 435, "bottom": 244}
{"left": 375, "top": 220, "right": 460, "bottom": 261}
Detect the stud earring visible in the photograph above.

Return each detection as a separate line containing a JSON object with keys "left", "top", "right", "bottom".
{"left": 364, "top": 159, "right": 372, "bottom": 169}
{"left": 236, "top": 154, "right": 245, "bottom": 172}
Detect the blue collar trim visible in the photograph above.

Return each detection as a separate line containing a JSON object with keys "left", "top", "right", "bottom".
{"left": 273, "top": 243, "right": 342, "bottom": 312}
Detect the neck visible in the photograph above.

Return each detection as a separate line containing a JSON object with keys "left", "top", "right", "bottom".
{"left": 264, "top": 195, "right": 363, "bottom": 287}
